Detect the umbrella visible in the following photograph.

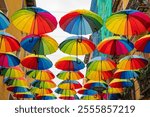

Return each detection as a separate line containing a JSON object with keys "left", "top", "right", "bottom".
{"left": 0, "top": 32, "right": 20, "bottom": 52}
{"left": 59, "top": 9, "right": 103, "bottom": 35}
{"left": 58, "top": 80, "right": 82, "bottom": 90}
{"left": 106, "top": 9, "right": 150, "bottom": 36}
{"left": 21, "top": 54, "right": 52, "bottom": 70}
{"left": 97, "top": 36, "right": 134, "bottom": 56}
{"left": 117, "top": 55, "right": 148, "bottom": 70}
{"left": 0, "top": 52, "right": 20, "bottom": 67}
{"left": 0, "top": 66, "right": 24, "bottom": 78}
{"left": 78, "top": 88, "right": 98, "bottom": 95}
{"left": 103, "top": 87, "right": 123, "bottom": 94}
{"left": 11, "top": 7, "right": 57, "bottom": 35}
{"left": 0, "top": 10, "right": 10, "bottom": 30}
{"left": 36, "top": 94, "right": 57, "bottom": 100}
{"left": 87, "top": 56, "right": 116, "bottom": 71}
{"left": 7, "top": 86, "right": 29, "bottom": 93}
{"left": 59, "top": 36, "right": 96, "bottom": 55}
{"left": 114, "top": 69, "right": 139, "bottom": 79}
{"left": 20, "top": 34, "right": 58, "bottom": 55}
{"left": 55, "top": 88, "right": 76, "bottom": 96}
{"left": 102, "top": 93, "right": 121, "bottom": 100}
{"left": 13, "top": 92, "right": 34, "bottom": 99}
{"left": 80, "top": 95, "right": 101, "bottom": 100}
{"left": 55, "top": 56, "right": 85, "bottom": 71}
{"left": 30, "top": 87, "right": 53, "bottom": 95}
{"left": 26, "top": 70, "right": 55, "bottom": 80}
{"left": 31, "top": 80, "right": 56, "bottom": 89}
{"left": 135, "top": 34, "right": 150, "bottom": 53}
{"left": 57, "top": 71, "right": 84, "bottom": 80}
{"left": 86, "top": 70, "right": 113, "bottom": 81}
{"left": 59, "top": 95, "right": 79, "bottom": 100}
{"left": 109, "top": 79, "right": 133, "bottom": 88}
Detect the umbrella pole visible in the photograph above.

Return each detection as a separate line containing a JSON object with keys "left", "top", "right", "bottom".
{"left": 0, "top": 35, "right": 3, "bottom": 49}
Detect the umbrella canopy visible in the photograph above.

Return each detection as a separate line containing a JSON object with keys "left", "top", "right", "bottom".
{"left": 109, "top": 79, "right": 133, "bottom": 88}
{"left": 0, "top": 10, "right": 10, "bottom": 30}
{"left": 31, "top": 80, "right": 56, "bottom": 89}
{"left": 11, "top": 7, "right": 57, "bottom": 35}
{"left": 13, "top": 92, "right": 34, "bottom": 99}
{"left": 59, "top": 36, "right": 96, "bottom": 55}
{"left": 26, "top": 70, "right": 55, "bottom": 80}
{"left": 117, "top": 55, "right": 148, "bottom": 70}
{"left": 103, "top": 87, "right": 123, "bottom": 94}
{"left": 30, "top": 87, "right": 53, "bottom": 95}
{"left": 57, "top": 71, "right": 84, "bottom": 80}
{"left": 114, "top": 69, "right": 139, "bottom": 79}
{"left": 55, "top": 88, "right": 76, "bottom": 96}
{"left": 59, "top": 95, "right": 79, "bottom": 100}
{"left": 59, "top": 9, "right": 103, "bottom": 35}
{"left": 87, "top": 56, "right": 116, "bottom": 71}
{"left": 80, "top": 95, "right": 101, "bottom": 100}
{"left": 7, "top": 86, "right": 29, "bottom": 93}
{"left": 1, "top": 66, "right": 24, "bottom": 78}
{"left": 21, "top": 54, "right": 52, "bottom": 70}
{"left": 102, "top": 93, "right": 121, "bottom": 100}
{"left": 78, "top": 88, "right": 98, "bottom": 95}
{"left": 36, "top": 94, "right": 57, "bottom": 100}
{"left": 55, "top": 56, "right": 85, "bottom": 71}
{"left": 97, "top": 36, "right": 134, "bottom": 56}
{"left": 86, "top": 70, "right": 113, "bottom": 81}
{"left": 106, "top": 9, "right": 150, "bottom": 36}
{"left": 135, "top": 34, "right": 150, "bottom": 53}
{"left": 58, "top": 80, "right": 82, "bottom": 90}
{"left": 0, "top": 52, "right": 20, "bottom": 67}
{"left": 20, "top": 34, "right": 58, "bottom": 55}
{"left": 0, "top": 32, "right": 20, "bottom": 52}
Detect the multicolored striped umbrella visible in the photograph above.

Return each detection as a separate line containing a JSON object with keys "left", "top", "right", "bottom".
{"left": 86, "top": 70, "right": 113, "bottom": 81}
{"left": 103, "top": 87, "right": 123, "bottom": 94}
{"left": 57, "top": 71, "right": 84, "bottom": 80}
{"left": 55, "top": 88, "right": 76, "bottom": 96}
{"left": 7, "top": 86, "right": 29, "bottom": 93}
{"left": 59, "top": 36, "right": 96, "bottom": 55}
{"left": 0, "top": 53, "right": 20, "bottom": 67}
{"left": 59, "top": 95, "right": 79, "bottom": 100}
{"left": 36, "top": 94, "right": 57, "bottom": 100}
{"left": 55, "top": 56, "right": 85, "bottom": 71}
{"left": 59, "top": 9, "right": 103, "bottom": 35}
{"left": 13, "top": 92, "right": 34, "bottom": 99}
{"left": 114, "top": 69, "right": 139, "bottom": 79}
{"left": 30, "top": 87, "right": 53, "bottom": 95}
{"left": 0, "top": 10, "right": 10, "bottom": 30}
{"left": 135, "top": 34, "right": 150, "bottom": 53}
{"left": 97, "top": 36, "right": 134, "bottom": 56}
{"left": 109, "top": 79, "right": 133, "bottom": 88}
{"left": 21, "top": 54, "right": 52, "bottom": 70}
{"left": 31, "top": 80, "right": 56, "bottom": 89}
{"left": 78, "top": 88, "right": 98, "bottom": 95}
{"left": 26, "top": 70, "right": 55, "bottom": 80}
{"left": 87, "top": 56, "right": 116, "bottom": 71}
{"left": 20, "top": 34, "right": 58, "bottom": 55}
{"left": 102, "top": 93, "right": 121, "bottom": 100}
{"left": 1, "top": 66, "right": 24, "bottom": 78}
{"left": 80, "top": 95, "right": 101, "bottom": 100}
{"left": 117, "top": 55, "right": 148, "bottom": 70}
{"left": 84, "top": 80, "right": 107, "bottom": 89}
{"left": 11, "top": 7, "right": 57, "bottom": 35}
{"left": 0, "top": 32, "right": 20, "bottom": 52}
{"left": 106, "top": 9, "right": 150, "bottom": 36}
{"left": 58, "top": 80, "right": 82, "bottom": 90}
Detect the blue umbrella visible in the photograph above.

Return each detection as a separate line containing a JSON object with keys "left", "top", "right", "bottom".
{"left": 0, "top": 11, "right": 10, "bottom": 30}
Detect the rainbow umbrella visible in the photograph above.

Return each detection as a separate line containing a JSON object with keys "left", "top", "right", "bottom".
{"left": 7, "top": 86, "right": 29, "bottom": 93}
{"left": 114, "top": 69, "right": 139, "bottom": 79}
{"left": 55, "top": 56, "right": 85, "bottom": 71}
{"left": 13, "top": 92, "right": 34, "bottom": 99}
{"left": 109, "top": 79, "right": 133, "bottom": 88}
{"left": 0, "top": 53, "right": 20, "bottom": 67}
{"left": 11, "top": 7, "right": 57, "bottom": 35}
{"left": 78, "top": 88, "right": 98, "bottom": 95}
{"left": 58, "top": 80, "right": 82, "bottom": 90}
{"left": 106, "top": 9, "right": 150, "bottom": 36}
{"left": 59, "top": 36, "right": 96, "bottom": 55}
{"left": 103, "top": 87, "right": 123, "bottom": 94}
{"left": 21, "top": 54, "right": 52, "bottom": 70}
{"left": 30, "top": 87, "right": 53, "bottom": 95}
{"left": 0, "top": 32, "right": 20, "bottom": 52}
{"left": 59, "top": 95, "right": 79, "bottom": 100}
{"left": 36, "top": 94, "right": 57, "bottom": 100}
{"left": 117, "top": 55, "right": 148, "bottom": 70}
{"left": 97, "top": 36, "right": 134, "bottom": 56}
{"left": 0, "top": 10, "right": 10, "bottom": 30}
{"left": 86, "top": 70, "right": 113, "bottom": 81}
{"left": 57, "top": 71, "right": 84, "bottom": 80}
{"left": 26, "top": 70, "right": 55, "bottom": 80}
{"left": 20, "top": 34, "right": 58, "bottom": 55}
{"left": 87, "top": 56, "right": 116, "bottom": 71}
{"left": 135, "top": 34, "right": 150, "bottom": 53}
{"left": 59, "top": 9, "right": 103, "bottom": 35}
{"left": 31, "top": 80, "right": 56, "bottom": 89}
{"left": 102, "top": 93, "right": 121, "bottom": 100}
{"left": 55, "top": 88, "right": 76, "bottom": 96}
{"left": 80, "top": 95, "right": 101, "bottom": 100}
{"left": 1, "top": 66, "right": 24, "bottom": 78}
